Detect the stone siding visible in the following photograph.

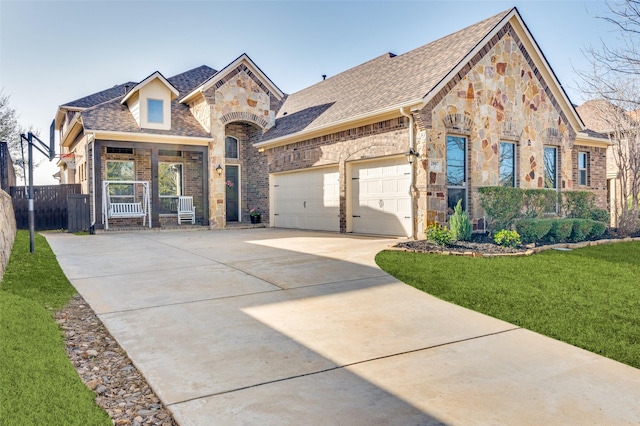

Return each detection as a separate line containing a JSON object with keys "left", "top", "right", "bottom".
{"left": 202, "top": 67, "right": 277, "bottom": 228}
{"left": 0, "top": 189, "right": 16, "bottom": 281}
{"left": 417, "top": 29, "right": 576, "bottom": 225}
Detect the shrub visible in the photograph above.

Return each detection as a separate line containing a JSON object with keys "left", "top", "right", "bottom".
{"left": 449, "top": 200, "right": 472, "bottom": 241}
{"left": 590, "top": 208, "right": 610, "bottom": 223}
{"left": 570, "top": 219, "right": 594, "bottom": 242}
{"left": 478, "top": 187, "right": 524, "bottom": 231}
{"left": 425, "top": 223, "right": 453, "bottom": 247}
{"left": 545, "top": 219, "right": 574, "bottom": 243}
{"left": 589, "top": 221, "right": 607, "bottom": 238}
{"left": 515, "top": 218, "right": 554, "bottom": 243}
{"left": 562, "top": 191, "right": 596, "bottom": 219}
{"left": 523, "top": 189, "right": 559, "bottom": 218}
{"left": 493, "top": 229, "right": 521, "bottom": 247}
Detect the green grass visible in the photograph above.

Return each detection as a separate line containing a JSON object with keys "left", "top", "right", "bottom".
{"left": 0, "top": 231, "right": 110, "bottom": 425}
{"left": 376, "top": 242, "right": 640, "bottom": 369}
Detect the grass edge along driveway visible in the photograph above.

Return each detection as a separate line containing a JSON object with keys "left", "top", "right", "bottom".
{"left": 0, "top": 231, "right": 110, "bottom": 425}
{"left": 376, "top": 241, "right": 640, "bottom": 370}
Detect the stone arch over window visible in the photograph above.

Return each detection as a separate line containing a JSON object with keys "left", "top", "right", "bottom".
{"left": 544, "top": 127, "right": 561, "bottom": 146}
{"left": 443, "top": 113, "right": 473, "bottom": 135}
{"left": 220, "top": 112, "right": 270, "bottom": 130}
{"left": 501, "top": 120, "right": 522, "bottom": 141}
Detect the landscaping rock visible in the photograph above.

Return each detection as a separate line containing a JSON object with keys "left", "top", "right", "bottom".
{"left": 56, "top": 294, "right": 176, "bottom": 426}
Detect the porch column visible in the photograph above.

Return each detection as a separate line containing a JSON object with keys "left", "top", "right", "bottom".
{"left": 208, "top": 119, "right": 226, "bottom": 229}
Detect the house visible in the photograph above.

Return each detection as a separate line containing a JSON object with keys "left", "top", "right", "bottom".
{"left": 577, "top": 99, "right": 640, "bottom": 228}
{"left": 54, "top": 7, "right": 610, "bottom": 237}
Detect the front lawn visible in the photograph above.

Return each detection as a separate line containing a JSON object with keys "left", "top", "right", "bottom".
{"left": 0, "top": 231, "right": 110, "bottom": 425}
{"left": 376, "top": 241, "right": 640, "bottom": 369}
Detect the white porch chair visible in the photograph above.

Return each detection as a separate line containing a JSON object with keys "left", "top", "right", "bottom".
{"left": 177, "top": 196, "right": 196, "bottom": 225}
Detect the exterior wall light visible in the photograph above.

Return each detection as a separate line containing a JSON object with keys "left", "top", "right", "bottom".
{"left": 216, "top": 164, "right": 224, "bottom": 176}
{"left": 406, "top": 148, "right": 420, "bottom": 164}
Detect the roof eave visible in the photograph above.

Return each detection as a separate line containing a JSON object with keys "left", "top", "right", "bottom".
{"left": 84, "top": 129, "right": 214, "bottom": 145}
{"left": 575, "top": 132, "right": 613, "bottom": 147}
{"left": 121, "top": 72, "right": 180, "bottom": 105}
{"left": 180, "top": 54, "right": 284, "bottom": 104}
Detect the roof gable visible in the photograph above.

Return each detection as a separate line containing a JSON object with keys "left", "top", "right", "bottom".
{"left": 121, "top": 71, "right": 179, "bottom": 105}
{"left": 261, "top": 9, "right": 512, "bottom": 143}
{"left": 180, "top": 54, "right": 284, "bottom": 103}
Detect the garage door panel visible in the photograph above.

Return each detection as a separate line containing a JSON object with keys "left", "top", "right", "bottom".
{"left": 273, "top": 168, "right": 339, "bottom": 232}
{"left": 352, "top": 158, "right": 411, "bottom": 236}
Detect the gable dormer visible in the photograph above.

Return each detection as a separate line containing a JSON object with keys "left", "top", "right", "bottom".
{"left": 121, "top": 72, "right": 179, "bottom": 131}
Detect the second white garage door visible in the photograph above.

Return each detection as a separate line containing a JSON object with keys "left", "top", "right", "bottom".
{"left": 351, "top": 157, "right": 412, "bottom": 236}
{"left": 271, "top": 167, "right": 340, "bottom": 232}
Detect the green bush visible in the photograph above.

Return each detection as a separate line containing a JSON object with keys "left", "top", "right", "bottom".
{"left": 478, "top": 187, "right": 524, "bottom": 231}
{"left": 545, "top": 219, "right": 574, "bottom": 243}
{"left": 515, "top": 218, "right": 554, "bottom": 243}
{"left": 589, "top": 221, "right": 607, "bottom": 238}
{"left": 562, "top": 191, "right": 596, "bottom": 218}
{"left": 570, "top": 219, "right": 594, "bottom": 242}
{"left": 449, "top": 200, "right": 472, "bottom": 241}
{"left": 590, "top": 208, "right": 610, "bottom": 223}
{"left": 493, "top": 229, "right": 521, "bottom": 247}
{"left": 426, "top": 223, "right": 453, "bottom": 247}
{"left": 523, "top": 189, "right": 559, "bottom": 218}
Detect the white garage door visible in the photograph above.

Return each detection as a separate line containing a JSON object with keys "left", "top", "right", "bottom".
{"left": 272, "top": 167, "right": 340, "bottom": 232}
{"left": 351, "top": 157, "right": 412, "bottom": 236}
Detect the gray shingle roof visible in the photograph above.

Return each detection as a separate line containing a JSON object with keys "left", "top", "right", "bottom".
{"left": 80, "top": 66, "right": 217, "bottom": 138}
{"left": 63, "top": 82, "right": 137, "bottom": 108}
{"left": 262, "top": 9, "right": 511, "bottom": 142}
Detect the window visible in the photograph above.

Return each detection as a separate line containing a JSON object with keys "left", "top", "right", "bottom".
{"left": 106, "top": 147, "right": 133, "bottom": 155}
{"left": 447, "top": 135, "right": 467, "bottom": 212}
{"left": 148, "top": 99, "right": 163, "bottom": 123}
{"left": 578, "top": 152, "right": 588, "bottom": 186}
{"left": 159, "top": 163, "right": 183, "bottom": 197}
{"left": 106, "top": 160, "right": 134, "bottom": 203}
{"left": 499, "top": 142, "right": 516, "bottom": 187}
{"left": 544, "top": 146, "right": 557, "bottom": 189}
{"left": 225, "top": 136, "right": 238, "bottom": 159}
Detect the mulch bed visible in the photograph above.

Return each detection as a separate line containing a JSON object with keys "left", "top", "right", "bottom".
{"left": 395, "top": 229, "right": 640, "bottom": 256}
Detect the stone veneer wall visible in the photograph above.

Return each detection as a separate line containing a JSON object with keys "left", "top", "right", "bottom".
{"left": 0, "top": 189, "right": 16, "bottom": 281}
{"left": 416, "top": 27, "right": 576, "bottom": 225}
{"left": 200, "top": 67, "right": 276, "bottom": 229}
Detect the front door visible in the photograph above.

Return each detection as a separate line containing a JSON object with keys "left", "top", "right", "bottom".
{"left": 226, "top": 165, "right": 239, "bottom": 222}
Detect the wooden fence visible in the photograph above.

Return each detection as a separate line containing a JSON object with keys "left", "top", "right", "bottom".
{"left": 10, "top": 184, "right": 84, "bottom": 231}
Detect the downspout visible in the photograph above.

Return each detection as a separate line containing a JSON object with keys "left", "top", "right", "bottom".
{"left": 87, "top": 133, "right": 96, "bottom": 233}
{"left": 400, "top": 107, "right": 417, "bottom": 239}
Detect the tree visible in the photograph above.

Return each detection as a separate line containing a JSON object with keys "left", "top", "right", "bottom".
{"left": 577, "top": 1, "right": 640, "bottom": 235}
{"left": 0, "top": 89, "right": 40, "bottom": 184}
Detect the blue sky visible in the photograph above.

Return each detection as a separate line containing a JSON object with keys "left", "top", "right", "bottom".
{"left": 0, "top": 0, "right": 620, "bottom": 184}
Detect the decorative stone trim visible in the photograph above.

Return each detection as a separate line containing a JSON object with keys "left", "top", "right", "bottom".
{"left": 443, "top": 113, "right": 472, "bottom": 134}
{"left": 220, "top": 111, "right": 270, "bottom": 129}
{"left": 501, "top": 121, "right": 522, "bottom": 140}
{"left": 214, "top": 64, "right": 272, "bottom": 96}
{"left": 544, "top": 127, "right": 562, "bottom": 146}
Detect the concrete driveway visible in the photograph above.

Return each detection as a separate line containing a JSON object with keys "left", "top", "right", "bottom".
{"left": 45, "top": 229, "right": 640, "bottom": 425}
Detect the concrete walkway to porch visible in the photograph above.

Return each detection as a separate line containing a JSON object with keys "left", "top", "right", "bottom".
{"left": 45, "top": 228, "right": 640, "bottom": 425}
